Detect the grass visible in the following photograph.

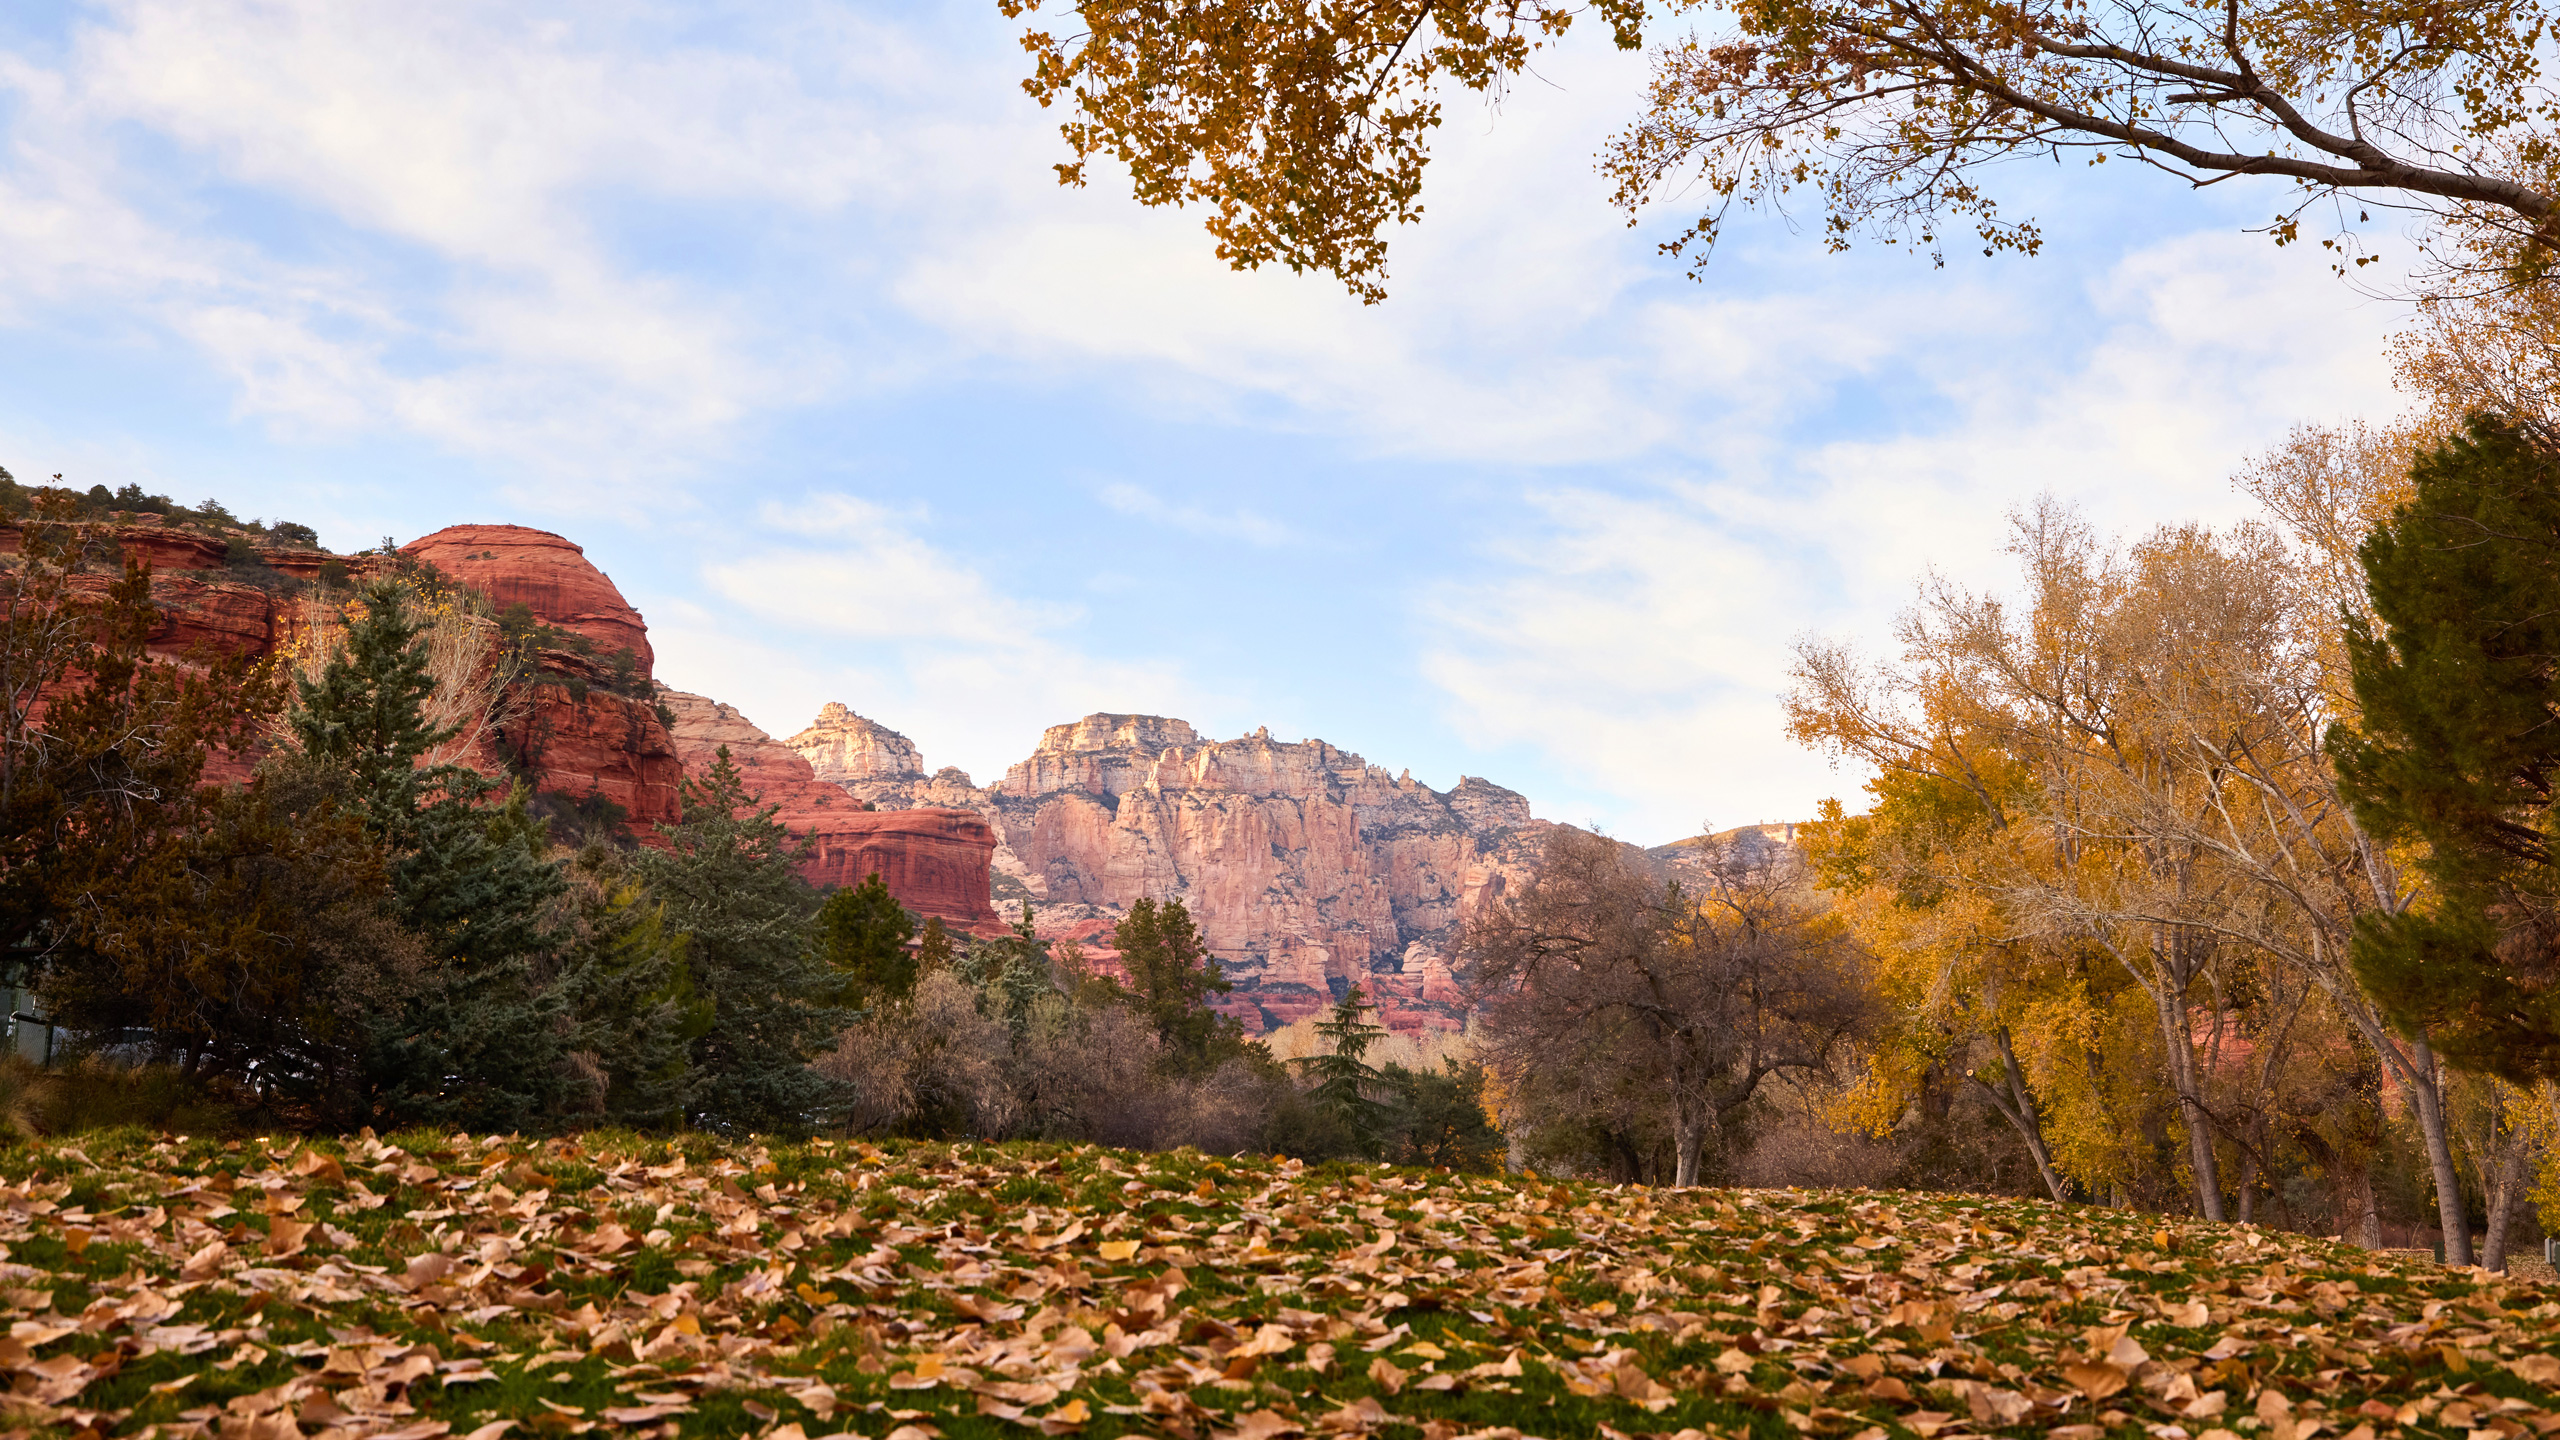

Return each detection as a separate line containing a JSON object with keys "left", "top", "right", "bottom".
{"left": 1, "top": 1128, "right": 2555, "bottom": 1440}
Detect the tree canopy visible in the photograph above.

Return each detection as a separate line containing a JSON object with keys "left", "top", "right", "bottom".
{"left": 1000, "top": 0, "right": 2560, "bottom": 298}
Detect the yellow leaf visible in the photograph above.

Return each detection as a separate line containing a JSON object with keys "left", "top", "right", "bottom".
{"left": 1097, "top": 1240, "right": 1139, "bottom": 1262}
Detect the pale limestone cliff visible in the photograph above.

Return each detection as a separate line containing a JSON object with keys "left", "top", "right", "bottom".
{"left": 790, "top": 702, "right": 928, "bottom": 786}
{"left": 788, "top": 706, "right": 1547, "bottom": 1033}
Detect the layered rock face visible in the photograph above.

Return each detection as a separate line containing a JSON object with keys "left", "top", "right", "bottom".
{"left": 795, "top": 703, "right": 926, "bottom": 786}
{"left": 657, "top": 690, "right": 997, "bottom": 926}
{"left": 402, "top": 524, "right": 655, "bottom": 676}
{"left": 400, "top": 525, "right": 682, "bottom": 829}
{"left": 791, "top": 708, "right": 1550, "bottom": 1032}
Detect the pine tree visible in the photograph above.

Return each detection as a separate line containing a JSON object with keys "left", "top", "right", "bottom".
{"left": 814, "top": 873, "right": 917, "bottom": 1012}
{"left": 561, "top": 863, "right": 712, "bottom": 1128}
{"left": 2335, "top": 417, "right": 2560, "bottom": 1079}
{"left": 1113, "top": 896, "right": 1248, "bottom": 1075}
{"left": 286, "top": 581, "right": 573, "bottom": 1130}
{"left": 1296, "top": 985, "right": 1393, "bottom": 1153}
{"left": 637, "top": 747, "right": 848, "bottom": 1133}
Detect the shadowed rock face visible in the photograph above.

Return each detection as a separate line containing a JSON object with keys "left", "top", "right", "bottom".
{"left": 794, "top": 707, "right": 1552, "bottom": 1033}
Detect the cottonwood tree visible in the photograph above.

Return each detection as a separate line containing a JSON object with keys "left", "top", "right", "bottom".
{"left": 1466, "top": 827, "right": 1871, "bottom": 1187}
{"left": 1794, "top": 502, "right": 2476, "bottom": 1252}
{"left": 999, "top": 0, "right": 2558, "bottom": 299}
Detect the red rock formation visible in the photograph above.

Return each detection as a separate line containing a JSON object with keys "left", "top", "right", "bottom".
{"left": 658, "top": 689, "right": 996, "bottom": 925}
{"left": 394, "top": 530, "right": 683, "bottom": 826}
{"left": 505, "top": 683, "right": 682, "bottom": 828}
{"left": 791, "top": 706, "right": 1554, "bottom": 1033}
{"left": 401, "top": 525, "right": 655, "bottom": 679}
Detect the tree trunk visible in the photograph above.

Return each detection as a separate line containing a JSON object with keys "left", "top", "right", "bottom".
{"left": 2150, "top": 980, "right": 2225, "bottom": 1221}
{"left": 1672, "top": 1097, "right": 1711, "bottom": 1188}
{"left": 2331, "top": 1001, "right": 2472, "bottom": 1267}
{"left": 2482, "top": 1127, "right": 2530, "bottom": 1272}
{"left": 2405, "top": 1042, "right": 2474, "bottom": 1266}
{"left": 2348, "top": 1163, "right": 2383, "bottom": 1248}
{"left": 1970, "top": 1027, "right": 2068, "bottom": 1204}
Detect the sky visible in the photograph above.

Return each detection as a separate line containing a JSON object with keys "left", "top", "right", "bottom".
{"left": 0, "top": 0, "right": 2408, "bottom": 845}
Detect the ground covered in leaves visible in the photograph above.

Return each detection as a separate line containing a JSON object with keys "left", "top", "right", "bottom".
{"left": 3, "top": 1131, "right": 2557, "bottom": 1440}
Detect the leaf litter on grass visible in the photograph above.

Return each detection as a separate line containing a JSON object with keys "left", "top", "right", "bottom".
{"left": 0, "top": 1130, "right": 2549, "bottom": 1440}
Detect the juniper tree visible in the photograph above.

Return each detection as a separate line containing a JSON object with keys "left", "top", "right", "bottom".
{"left": 815, "top": 873, "right": 918, "bottom": 1014}
{"left": 637, "top": 747, "right": 848, "bottom": 1133}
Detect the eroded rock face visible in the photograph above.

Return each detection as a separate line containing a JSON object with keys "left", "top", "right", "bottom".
{"left": 659, "top": 688, "right": 996, "bottom": 925}
{"left": 793, "top": 707, "right": 1548, "bottom": 1032}
{"left": 790, "top": 703, "right": 926, "bottom": 786}
{"left": 402, "top": 524, "right": 655, "bottom": 680}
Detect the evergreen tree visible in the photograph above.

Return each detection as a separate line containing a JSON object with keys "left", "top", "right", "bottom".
{"left": 637, "top": 747, "right": 847, "bottom": 1132}
{"left": 561, "top": 858, "right": 712, "bottom": 1128}
{"left": 814, "top": 873, "right": 917, "bottom": 1012}
{"left": 1113, "top": 896, "right": 1249, "bottom": 1074}
{"left": 917, "top": 915, "right": 957, "bottom": 973}
{"left": 1295, "top": 985, "right": 1393, "bottom": 1153}
{"left": 286, "top": 582, "right": 573, "bottom": 1130}
{"left": 2335, "top": 417, "right": 2560, "bottom": 1079}
{"left": 1380, "top": 1060, "right": 1507, "bottom": 1172}
{"left": 288, "top": 581, "right": 451, "bottom": 839}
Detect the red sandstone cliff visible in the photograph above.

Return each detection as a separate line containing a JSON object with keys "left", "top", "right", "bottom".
{"left": 5, "top": 515, "right": 990, "bottom": 928}
{"left": 396, "top": 525, "right": 684, "bottom": 829}
{"left": 401, "top": 524, "right": 654, "bottom": 676}
{"left": 655, "top": 689, "right": 996, "bottom": 927}
{"left": 789, "top": 707, "right": 1550, "bottom": 1033}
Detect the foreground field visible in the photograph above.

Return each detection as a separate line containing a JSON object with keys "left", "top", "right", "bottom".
{"left": 2, "top": 1132, "right": 2555, "bottom": 1440}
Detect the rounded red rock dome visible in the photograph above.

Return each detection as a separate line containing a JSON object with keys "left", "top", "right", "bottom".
{"left": 401, "top": 524, "right": 655, "bottom": 680}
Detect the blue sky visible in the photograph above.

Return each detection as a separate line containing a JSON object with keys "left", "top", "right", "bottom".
{"left": 0, "top": 0, "right": 2405, "bottom": 844}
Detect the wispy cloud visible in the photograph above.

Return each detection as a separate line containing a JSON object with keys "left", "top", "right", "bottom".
{"left": 1097, "top": 482, "right": 1294, "bottom": 546}
{"left": 671, "top": 501, "right": 1197, "bottom": 784}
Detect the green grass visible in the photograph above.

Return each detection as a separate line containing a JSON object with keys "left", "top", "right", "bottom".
{"left": 0, "top": 1129, "right": 2552, "bottom": 1440}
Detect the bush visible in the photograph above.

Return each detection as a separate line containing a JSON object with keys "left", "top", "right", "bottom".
{"left": 0, "top": 1055, "right": 259, "bottom": 1140}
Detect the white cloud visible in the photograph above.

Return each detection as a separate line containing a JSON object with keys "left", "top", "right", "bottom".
{"left": 1420, "top": 230, "right": 2404, "bottom": 841}
{"left": 1098, "top": 482, "right": 1295, "bottom": 546}
{"left": 668, "top": 501, "right": 1201, "bottom": 786}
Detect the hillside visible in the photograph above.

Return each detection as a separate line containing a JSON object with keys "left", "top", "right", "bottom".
{"left": 4, "top": 1130, "right": 2556, "bottom": 1440}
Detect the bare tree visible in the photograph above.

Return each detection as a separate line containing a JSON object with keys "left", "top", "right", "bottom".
{"left": 1466, "top": 828, "right": 1872, "bottom": 1187}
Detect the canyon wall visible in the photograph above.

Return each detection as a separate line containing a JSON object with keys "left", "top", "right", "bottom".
{"left": 788, "top": 706, "right": 1552, "bottom": 1033}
